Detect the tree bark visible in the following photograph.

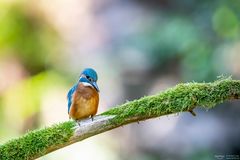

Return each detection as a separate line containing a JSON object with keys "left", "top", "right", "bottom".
{"left": 0, "top": 78, "right": 239, "bottom": 160}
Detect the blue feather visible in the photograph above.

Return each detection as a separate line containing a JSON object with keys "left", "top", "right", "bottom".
{"left": 78, "top": 68, "right": 99, "bottom": 92}
{"left": 81, "top": 68, "right": 98, "bottom": 82}
{"left": 67, "top": 84, "right": 78, "bottom": 113}
{"left": 67, "top": 68, "right": 99, "bottom": 114}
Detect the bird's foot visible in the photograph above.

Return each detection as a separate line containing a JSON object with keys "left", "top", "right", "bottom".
{"left": 90, "top": 115, "right": 94, "bottom": 121}
{"left": 77, "top": 121, "right": 81, "bottom": 126}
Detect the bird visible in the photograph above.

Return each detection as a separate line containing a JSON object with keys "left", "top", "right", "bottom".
{"left": 67, "top": 68, "right": 99, "bottom": 123}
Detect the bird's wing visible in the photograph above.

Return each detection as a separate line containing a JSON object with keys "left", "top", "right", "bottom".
{"left": 67, "top": 84, "right": 78, "bottom": 113}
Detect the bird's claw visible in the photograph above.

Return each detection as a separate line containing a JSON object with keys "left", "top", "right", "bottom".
{"left": 77, "top": 121, "right": 81, "bottom": 126}
{"left": 90, "top": 115, "right": 94, "bottom": 121}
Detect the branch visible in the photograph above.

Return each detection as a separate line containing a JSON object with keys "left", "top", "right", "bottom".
{"left": 1, "top": 78, "right": 240, "bottom": 160}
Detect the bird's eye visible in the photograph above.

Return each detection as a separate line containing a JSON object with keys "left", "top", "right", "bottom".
{"left": 89, "top": 78, "right": 93, "bottom": 82}
{"left": 86, "top": 76, "right": 93, "bottom": 82}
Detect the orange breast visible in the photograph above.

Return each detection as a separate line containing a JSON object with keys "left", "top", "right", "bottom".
{"left": 69, "top": 83, "right": 99, "bottom": 120}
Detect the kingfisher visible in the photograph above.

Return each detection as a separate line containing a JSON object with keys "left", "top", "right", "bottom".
{"left": 67, "top": 68, "right": 100, "bottom": 123}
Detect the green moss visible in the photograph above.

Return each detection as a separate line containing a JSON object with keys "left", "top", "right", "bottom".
{"left": 0, "top": 78, "right": 239, "bottom": 159}
{"left": 0, "top": 121, "right": 75, "bottom": 160}
{"left": 102, "top": 78, "right": 240, "bottom": 124}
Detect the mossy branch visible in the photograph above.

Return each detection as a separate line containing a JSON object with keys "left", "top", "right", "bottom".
{"left": 1, "top": 78, "right": 240, "bottom": 160}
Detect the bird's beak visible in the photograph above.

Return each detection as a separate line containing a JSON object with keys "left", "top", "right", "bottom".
{"left": 92, "top": 82, "right": 100, "bottom": 92}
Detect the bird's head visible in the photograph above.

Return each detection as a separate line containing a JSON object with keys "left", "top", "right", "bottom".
{"left": 79, "top": 68, "right": 99, "bottom": 92}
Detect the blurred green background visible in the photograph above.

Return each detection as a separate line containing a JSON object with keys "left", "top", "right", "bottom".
{"left": 0, "top": 0, "right": 240, "bottom": 160}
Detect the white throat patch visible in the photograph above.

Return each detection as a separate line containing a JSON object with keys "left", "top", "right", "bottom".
{"left": 81, "top": 82, "right": 93, "bottom": 88}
